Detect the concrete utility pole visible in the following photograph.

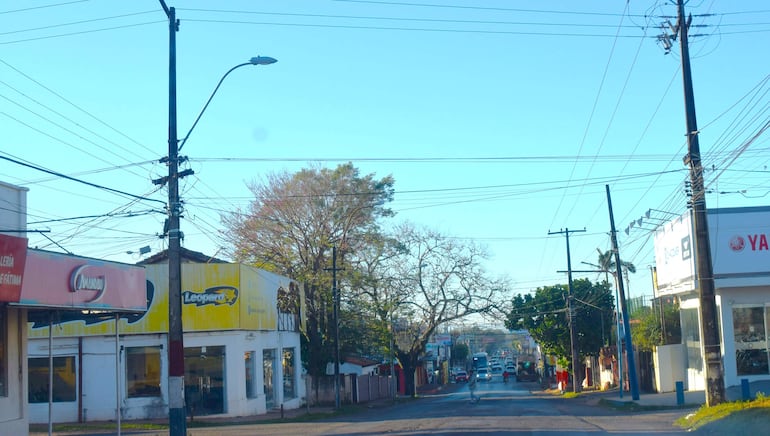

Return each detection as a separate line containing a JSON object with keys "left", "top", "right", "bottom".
{"left": 660, "top": 0, "right": 725, "bottom": 406}
{"left": 158, "top": 1, "right": 187, "bottom": 434}
{"left": 549, "top": 228, "right": 585, "bottom": 392}
{"left": 605, "top": 185, "right": 639, "bottom": 400}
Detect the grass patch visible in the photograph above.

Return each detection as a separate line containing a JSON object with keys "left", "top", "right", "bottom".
{"left": 562, "top": 392, "right": 581, "bottom": 399}
{"left": 30, "top": 422, "right": 167, "bottom": 432}
{"left": 675, "top": 393, "right": 770, "bottom": 430}
{"left": 597, "top": 398, "right": 689, "bottom": 412}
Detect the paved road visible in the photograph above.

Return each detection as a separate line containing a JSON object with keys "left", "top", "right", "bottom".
{"left": 182, "top": 376, "right": 691, "bottom": 435}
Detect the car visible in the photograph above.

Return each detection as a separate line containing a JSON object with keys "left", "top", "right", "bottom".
{"left": 475, "top": 368, "right": 491, "bottom": 382}
{"left": 491, "top": 365, "right": 503, "bottom": 374}
{"left": 505, "top": 365, "right": 517, "bottom": 375}
{"left": 454, "top": 371, "right": 469, "bottom": 382}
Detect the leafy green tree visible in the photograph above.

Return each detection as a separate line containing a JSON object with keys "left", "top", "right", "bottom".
{"left": 451, "top": 342, "right": 469, "bottom": 367}
{"left": 505, "top": 278, "right": 614, "bottom": 372}
{"left": 630, "top": 298, "right": 681, "bottom": 351}
{"left": 221, "top": 163, "right": 395, "bottom": 385}
{"left": 630, "top": 306, "right": 661, "bottom": 352}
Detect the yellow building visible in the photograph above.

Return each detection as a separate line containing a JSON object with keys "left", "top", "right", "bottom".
{"left": 28, "top": 248, "right": 304, "bottom": 423}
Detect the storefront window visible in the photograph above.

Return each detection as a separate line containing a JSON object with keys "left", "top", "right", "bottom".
{"left": 680, "top": 308, "right": 702, "bottom": 372}
{"left": 283, "top": 348, "right": 296, "bottom": 399}
{"left": 733, "top": 306, "right": 769, "bottom": 376}
{"left": 0, "top": 307, "right": 6, "bottom": 397}
{"left": 185, "top": 346, "right": 225, "bottom": 416}
{"left": 126, "top": 346, "right": 162, "bottom": 398}
{"left": 263, "top": 349, "right": 275, "bottom": 408}
{"left": 245, "top": 351, "right": 257, "bottom": 399}
{"left": 28, "top": 356, "right": 77, "bottom": 403}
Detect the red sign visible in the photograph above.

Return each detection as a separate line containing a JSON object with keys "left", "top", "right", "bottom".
{"left": 18, "top": 249, "right": 146, "bottom": 311}
{"left": 0, "top": 234, "right": 27, "bottom": 302}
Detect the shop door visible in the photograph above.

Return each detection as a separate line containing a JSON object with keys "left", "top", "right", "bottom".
{"left": 263, "top": 349, "right": 276, "bottom": 409}
{"left": 185, "top": 346, "right": 225, "bottom": 416}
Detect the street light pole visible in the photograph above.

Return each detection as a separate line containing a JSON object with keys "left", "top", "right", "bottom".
{"left": 158, "top": 3, "right": 276, "bottom": 434}
{"left": 159, "top": 4, "right": 186, "bottom": 435}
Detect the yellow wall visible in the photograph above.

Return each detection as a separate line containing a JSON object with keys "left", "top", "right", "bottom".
{"left": 29, "top": 263, "right": 295, "bottom": 338}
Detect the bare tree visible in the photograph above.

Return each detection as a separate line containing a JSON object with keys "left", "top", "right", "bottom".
{"left": 358, "top": 223, "right": 510, "bottom": 396}
{"left": 220, "top": 163, "right": 394, "bottom": 386}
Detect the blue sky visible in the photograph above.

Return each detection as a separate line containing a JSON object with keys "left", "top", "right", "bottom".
{"left": 2, "top": 0, "right": 769, "bottom": 308}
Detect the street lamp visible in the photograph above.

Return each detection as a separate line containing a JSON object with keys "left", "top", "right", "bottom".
{"left": 178, "top": 56, "right": 277, "bottom": 151}
{"left": 159, "top": 3, "right": 276, "bottom": 435}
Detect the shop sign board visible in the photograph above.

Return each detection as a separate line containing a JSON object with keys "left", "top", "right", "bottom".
{"left": 708, "top": 206, "right": 770, "bottom": 278}
{"left": 0, "top": 234, "right": 27, "bottom": 302}
{"left": 18, "top": 249, "right": 145, "bottom": 310}
{"left": 653, "top": 212, "right": 695, "bottom": 295}
{"left": 28, "top": 262, "right": 294, "bottom": 338}
{"left": 654, "top": 206, "right": 770, "bottom": 295}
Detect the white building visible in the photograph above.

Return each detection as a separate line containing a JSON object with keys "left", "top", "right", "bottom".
{"left": 27, "top": 249, "right": 305, "bottom": 423}
{"left": 654, "top": 206, "right": 770, "bottom": 390}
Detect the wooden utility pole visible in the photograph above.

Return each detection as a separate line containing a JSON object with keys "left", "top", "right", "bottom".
{"left": 549, "top": 228, "right": 585, "bottom": 392}
{"left": 668, "top": 0, "right": 726, "bottom": 406}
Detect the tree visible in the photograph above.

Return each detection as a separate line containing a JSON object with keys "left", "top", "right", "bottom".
{"left": 353, "top": 223, "right": 509, "bottom": 397}
{"left": 451, "top": 342, "right": 469, "bottom": 367}
{"left": 505, "top": 278, "right": 614, "bottom": 369}
{"left": 221, "top": 163, "right": 395, "bottom": 385}
{"left": 596, "top": 248, "right": 636, "bottom": 291}
{"left": 630, "top": 298, "right": 681, "bottom": 352}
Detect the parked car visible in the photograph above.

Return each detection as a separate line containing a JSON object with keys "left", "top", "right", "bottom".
{"left": 475, "top": 368, "right": 491, "bottom": 382}
{"left": 454, "top": 371, "right": 469, "bottom": 382}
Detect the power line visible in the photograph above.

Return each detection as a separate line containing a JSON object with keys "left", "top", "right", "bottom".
{"left": 0, "top": 152, "right": 165, "bottom": 205}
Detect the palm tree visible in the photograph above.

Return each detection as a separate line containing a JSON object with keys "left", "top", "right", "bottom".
{"left": 596, "top": 248, "right": 635, "bottom": 292}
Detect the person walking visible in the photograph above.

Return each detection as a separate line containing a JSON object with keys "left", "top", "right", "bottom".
{"left": 468, "top": 372, "right": 478, "bottom": 403}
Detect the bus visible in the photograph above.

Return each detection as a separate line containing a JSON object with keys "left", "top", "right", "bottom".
{"left": 471, "top": 352, "right": 488, "bottom": 371}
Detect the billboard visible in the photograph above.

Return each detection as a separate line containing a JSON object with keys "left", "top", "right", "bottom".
{"left": 18, "top": 249, "right": 146, "bottom": 311}
{"left": 653, "top": 212, "right": 695, "bottom": 295}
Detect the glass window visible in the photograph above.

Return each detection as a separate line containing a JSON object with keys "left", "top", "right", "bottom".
{"left": 733, "top": 306, "right": 769, "bottom": 376}
{"left": 245, "top": 351, "right": 257, "bottom": 399}
{"left": 126, "top": 346, "right": 162, "bottom": 398}
{"left": 263, "top": 349, "right": 275, "bottom": 408}
{"left": 184, "top": 346, "right": 225, "bottom": 416}
{"left": 0, "top": 307, "right": 6, "bottom": 397}
{"left": 28, "top": 356, "right": 77, "bottom": 403}
{"left": 680, "top": 307, "right": 702, "bottom": 372}
{"left": 283, "top": 348, "right": 296, "bottom": 399}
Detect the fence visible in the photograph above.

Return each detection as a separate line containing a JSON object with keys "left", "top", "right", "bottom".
{"left": 305, "top": 374, "right": 394, "bottom": 407}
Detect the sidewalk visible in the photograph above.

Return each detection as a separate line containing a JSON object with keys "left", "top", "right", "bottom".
{"left": 578, "top": 379, "right": 770, "bottom": 408}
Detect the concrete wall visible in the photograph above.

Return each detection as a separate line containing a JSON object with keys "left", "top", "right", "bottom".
{"left": 0, "top": 308, "right": 28, "bottom": 436}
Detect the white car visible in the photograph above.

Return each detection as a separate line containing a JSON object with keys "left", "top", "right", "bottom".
{"left": 475, "top": 368, "right": 491, "bottom": 382}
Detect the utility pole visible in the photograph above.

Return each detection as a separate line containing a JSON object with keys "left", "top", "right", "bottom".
{"left": 605, "top": 185, "right": 640, "bottom": 400}
{"left": 661, "top": 0, "right": 725, "bottom": 406}
{"left": 325, "top": 246, "right": 344, "bottom": 409}
{"left": 158, "top": 1, "right": 187, "bottom": 434}
{"left": 549, "top": 227, "right": 585, "bottom": 393}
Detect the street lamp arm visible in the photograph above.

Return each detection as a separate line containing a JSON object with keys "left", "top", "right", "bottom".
{"left": 178, "top": 56, "right": 277, "bottom": 152}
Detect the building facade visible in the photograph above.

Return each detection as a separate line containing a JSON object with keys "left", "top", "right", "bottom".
{"left": 27, "top": 255, "right": 304, "bottom": 423}
{"left": 654, "top": 206, "right": 770, "bottom": 390}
